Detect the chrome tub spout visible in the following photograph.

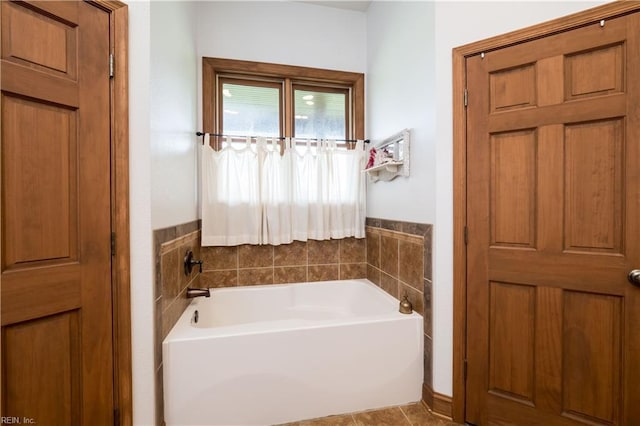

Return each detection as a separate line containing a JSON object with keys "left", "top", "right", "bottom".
{"left": 186, "top": 287, "right": 210, "bottom": 299}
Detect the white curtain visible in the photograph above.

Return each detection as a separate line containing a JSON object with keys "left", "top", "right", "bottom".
{"left": 201, "top": 135, "right": 366, "bottom": 246}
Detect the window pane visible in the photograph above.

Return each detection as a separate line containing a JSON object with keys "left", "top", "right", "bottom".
{"left": 294, "top": 89, "right": 347, "bottom": 140}
{"left": 222, "top": 83, "right": 281, "bottom": 137}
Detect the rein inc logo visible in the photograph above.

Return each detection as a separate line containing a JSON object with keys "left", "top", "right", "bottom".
{"left": 1, "top": 418, "right": 35, "bottom": 424}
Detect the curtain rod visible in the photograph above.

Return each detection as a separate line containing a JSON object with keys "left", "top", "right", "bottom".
{"left": 196, "top": 132, "right": 369, "bottom": 144}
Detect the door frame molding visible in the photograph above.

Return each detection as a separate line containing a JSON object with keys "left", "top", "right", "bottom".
{"left": 451, "top": 1, "right": 640, "bottom": 423}
{"left": 90, "top": 1, "right": 132, "bottom": 425}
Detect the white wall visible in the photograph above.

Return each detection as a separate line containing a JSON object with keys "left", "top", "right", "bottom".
{"left": 196, "top": 1, "right": 366, "bottom": 72}
{"left": 196, "top": 1, "right": 367, "bottom": 135}
{"left": 430, "top": 0, "right": 607, "bottom": 397}
{"left": 366, "top": 1, "right": 436, "bottom": 224}
{"left": 127, "top": 1, "right": 155, "bottom": 425}
{"left": 150, "top": 1, "right": 199, "bottom": 230}
{"left": 128, "top": 3, "right": 200, "bottom": 425}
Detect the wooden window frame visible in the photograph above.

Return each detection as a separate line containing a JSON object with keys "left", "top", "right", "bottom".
{"left": 203, "top": 57, "right": 365, "bottom": 146}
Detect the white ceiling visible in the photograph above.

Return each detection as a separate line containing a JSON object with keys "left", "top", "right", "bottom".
{"left": 298, "top": 1, "right": 372, "bottom": 13}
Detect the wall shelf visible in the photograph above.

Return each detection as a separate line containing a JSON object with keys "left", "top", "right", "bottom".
{"left": 364, "top": 129, "right": 410, "bottom": 182}
{"left": 364, "top": 160, "right": 404, "bottom": 173}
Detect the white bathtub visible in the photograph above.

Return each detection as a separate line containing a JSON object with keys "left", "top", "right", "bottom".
{"left": 163, "top": 279, "right": 423, "bottom": 426}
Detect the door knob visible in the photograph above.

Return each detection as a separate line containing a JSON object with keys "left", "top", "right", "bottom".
{"left": 629, "top": 270, "right": 640, "bottom": 286}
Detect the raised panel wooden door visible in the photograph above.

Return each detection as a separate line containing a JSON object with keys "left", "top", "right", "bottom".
{"left": 466, "top": 12, "right": 640, "bottom": 426}
{"left": 1, "top": 1, "right": 113, "bottom": 424}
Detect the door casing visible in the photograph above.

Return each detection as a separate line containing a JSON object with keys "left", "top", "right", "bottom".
{"left": 95, "top": 1, "right": 133, "bottom": 424}
{"left": 452, "top": 1, "right": 640, "bottom": 423}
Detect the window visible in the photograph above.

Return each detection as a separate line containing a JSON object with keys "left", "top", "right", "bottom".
{"left": 219, "top": 78, "right": 282, "bottom": 138}
{"left": 201, "top": 58, "right": 367, "bottom": 246}
{"left": 293, "top": 85, "right": 348, "bottom": 140}
{"left": 203, "top": 57, "right": 364, "bottom": 147}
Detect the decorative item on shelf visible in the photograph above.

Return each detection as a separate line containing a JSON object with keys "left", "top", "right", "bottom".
{"left": 364, "top": 128, "right": 410, "bottom": 182}
{"left": 366, "top": 147, "right": 377, "bottom": 169}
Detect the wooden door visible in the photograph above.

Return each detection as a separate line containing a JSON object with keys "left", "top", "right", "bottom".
{"left": 1, "top": 1, "right": 114, "bottom": 424}
{"left": 466, "top": 12, "right": 640, "bottom": 426}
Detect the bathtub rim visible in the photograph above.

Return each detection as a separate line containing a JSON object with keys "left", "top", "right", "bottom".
{"left": 163, "top": 278, "right": 422, "bottom": 343}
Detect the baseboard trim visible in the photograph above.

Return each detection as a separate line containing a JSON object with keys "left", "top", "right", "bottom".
{"left": 422, "top": 384, "right": 453, "bottom": 420}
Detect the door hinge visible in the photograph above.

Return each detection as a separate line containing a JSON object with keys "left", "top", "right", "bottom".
{"left": 464, "top": 226, "right": 469, "bottom": 245}
{"left": 464, "top": 88, "right": 468, "bottom": 107}
{"left": 113, "top": 408, "right": 120, "bottom": 426}
{"left": 111, "top": 232, "right": 116, "bottom": 256}
{"left": 109, "top": 53, "right": 115, "bottom": 78}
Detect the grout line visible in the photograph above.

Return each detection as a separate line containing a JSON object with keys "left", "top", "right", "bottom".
{"left": 398, "top": 405, "right": 413, "bottom": 426}
{"left": 377, "top": 233, "right": 382, "bottom": 283}
{"left": 236, "top": 248, "right": 239, "bottom": 286}
{"left": 397, "top": 236, "right": 401, "bottom": 297}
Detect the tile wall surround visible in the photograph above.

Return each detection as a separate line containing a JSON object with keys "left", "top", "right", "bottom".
{"left": 199, "top": 238, "right": 368, "bottom": 287}
{"left": 152, "top": 218, "right": 434, "bottom": 424}
{"left": 153, "top": 219, "right": 201, "bottom": 426}
{"left": 364, "top": 217, "right": 434, "bottom": 406}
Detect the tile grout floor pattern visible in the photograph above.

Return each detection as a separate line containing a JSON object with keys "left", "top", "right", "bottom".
{"left": 277, "top": 403, "right": 460, "bottom": 426}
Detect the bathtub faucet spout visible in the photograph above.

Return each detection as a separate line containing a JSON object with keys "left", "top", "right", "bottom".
{"left": 186, "top": 287, "right": 210, "bottom": 299}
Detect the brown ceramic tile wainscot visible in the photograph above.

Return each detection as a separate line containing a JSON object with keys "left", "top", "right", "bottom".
{"left": 274, "top": 240, "right": 308, "bottom": 266}
{"left": 160, "top": 248, "right": 180, "bottom": 312}
{"left": 201, "top": 245, "right": 238, "bottom": 270}
{"left": 380, "top": 272, "right": 399, "bottom": 299}
{"left": 308, "top": 264, "right": 339, "bottom": 282}
{"left": 340, "top": 237, "right": 366, "bottom": 263}
{"left": 200, "top": 238, "right": 366, "bottom": 290}
{"left": 153, "top": 220, "right": 202, "bottom": 426}
{"left": 424, "top": 336, "right": 433, "bottom": 387}
{"left": 339, "top": 263, "right": 367, "bottom": 280}
{"left": 274, "top": 266, "right": 307, "bottom": 284}
{"left": 308, "top": 239, "right": 340, "bottom": 264}
{"left": 366, "top": 229, "right": 381, "bottom": 268}
{"left": 423, "top": 226, "right": 433, "bottom": 281}
{"left": 399, "top": 239, "right": 424, "bottom": 291}
{"left": 238, "top": 244, "right": 274, "bottom": 268}
{"left": 424, "top": 279, "right": 433, "bottom": 337}
{"left": 364, "top": 217, "right": 434, "bottom": 414}
{"left": 366, "top": 263, "right": 381, "bottom": 286}
{"left": 238, "top": 267, "right": 274, "bottom": 285}
{"left": 380, "top": 235, "right": 399, "bottom": 277}
{"left": 200, "top": 269, "right": 237, "bottom": 288}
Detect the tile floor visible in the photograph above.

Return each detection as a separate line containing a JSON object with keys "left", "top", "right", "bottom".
{"left": 279, "top": 403, "right": 460, "bottom": 426}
